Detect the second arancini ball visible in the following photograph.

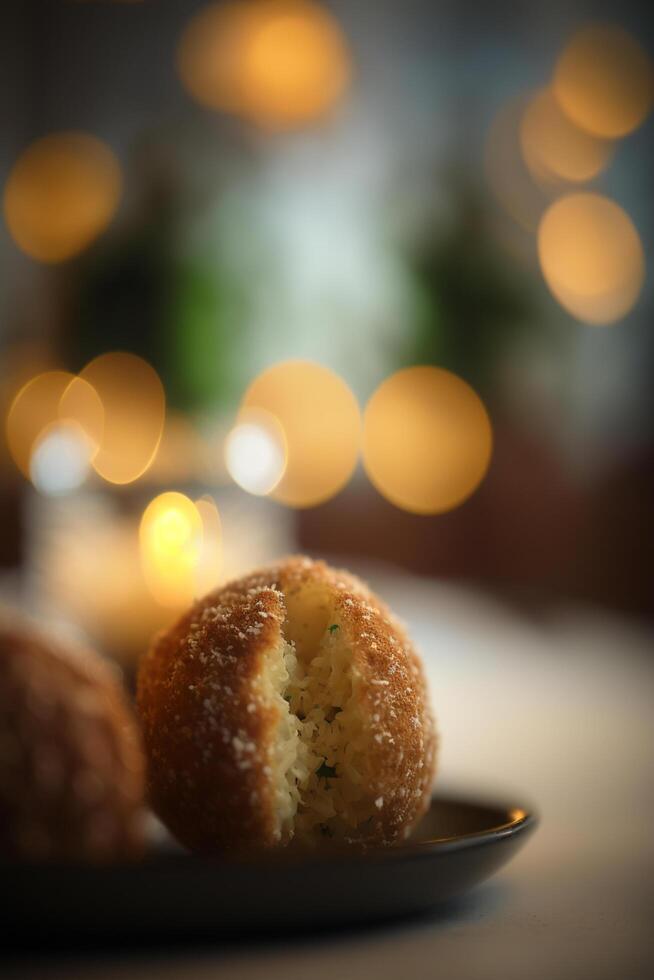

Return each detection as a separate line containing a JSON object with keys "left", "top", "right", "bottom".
{"left": 0, "top": 619, "right": 145, "bottom": 862}
{"left": 137, "top": 557, "right": 437, "bottom": 852}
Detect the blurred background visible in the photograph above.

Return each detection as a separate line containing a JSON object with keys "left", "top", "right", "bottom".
{"left": 1, "top": 0, "right": 653, "bottom": 673}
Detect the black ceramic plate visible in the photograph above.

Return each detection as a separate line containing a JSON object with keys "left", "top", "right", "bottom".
{"left": 3, "top": 794, "right": 536, "bottom": 942}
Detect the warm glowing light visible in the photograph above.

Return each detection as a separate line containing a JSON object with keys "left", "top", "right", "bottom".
{"left": 241, "top": 360, "right": 361, "bottom": 508}
{"left": 177, "top": 1, "right": 251, "bottom": 112}
{"left": 79, "top": 352, "right": 165, "bottom": 484}
{"left": 225, "top": 407, "right": 287, "bottom": 496}
{"left": 6, "top": 370, "right": 75, "bottom": 479}
{"left": 140, "top": 492, "right": 203, "bottom": 608}
{"left": 553, "top": 24, "right": 654, "bottom": 138}
{"left": 520, "top": 88, "right": 613, "bottom": 184}
{"left": 59, "top": 376, "right": 105, "bottom": 457}
{"left": 362, "top": 367, "right": 493, "bottom": 515}
{"left": 50, "top": 515, "right": 173, "bottom": 667}
{"left": 484, "top": 96, "right": 550, "bottom": 231}
{"left": 3, "top": 132, "right": 122, "bottom": 263}
{"left": 241, "top": 0, "right": 351, "bottom": 127}
{"left": 194, "top": 496, "right": 223, "bottom": 597}
{"left": 29, "top": 421, "right": 93, "bottom": 497}
{"left": 509, "top": 808, "right": 527, "bottom": 822}
{"left": 538, "top": 193, "right": 645, "bottom": 325}
{"left": 177, "top": 0, "right": 351, "bottom": 128}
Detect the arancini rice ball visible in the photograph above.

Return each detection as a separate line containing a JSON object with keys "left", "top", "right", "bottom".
{"left": 137, "top": 557, "right": 437, "bottom": 853}
{"left": 0, "top": 619, "right": 145, "bottom": 861}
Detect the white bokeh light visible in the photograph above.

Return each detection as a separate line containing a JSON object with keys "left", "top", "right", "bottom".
{"left": 225, "top": 415, "right": 286, "bottom": 496}
{"left": 29, "top": 422, "right": 93, "bottom": 496}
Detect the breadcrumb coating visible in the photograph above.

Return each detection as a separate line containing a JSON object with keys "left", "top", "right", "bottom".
{"left": 0, "top": 619, "right": 145, "bottom": 861}
{"left": 137, "top": 556, "right": 437, "bottom": 853}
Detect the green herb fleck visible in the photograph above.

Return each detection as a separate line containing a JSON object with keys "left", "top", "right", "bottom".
{"left": 316, "top": 762, "right": 337, "bottom": 779}
{"left": 328, "top": 624, "right": 340, "bottom": 634}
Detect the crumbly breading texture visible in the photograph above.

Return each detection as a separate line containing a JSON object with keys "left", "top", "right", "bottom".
{"left": 137, "top": 556, "right": 438, "bottom": 853}
{"left": 0, "top": 621, "right": 145, "bottom": 861}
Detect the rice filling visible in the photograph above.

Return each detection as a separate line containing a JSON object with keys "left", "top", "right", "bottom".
{"left": 266, "top": 586, "right": 371, "bottom": 844}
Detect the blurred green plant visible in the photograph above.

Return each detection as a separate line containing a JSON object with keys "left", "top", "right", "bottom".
{"left": 66, "top": 158, "right": 247, "bottom": 414}
{"left": 403, "top": 180, "right": 536, "bottom": 399}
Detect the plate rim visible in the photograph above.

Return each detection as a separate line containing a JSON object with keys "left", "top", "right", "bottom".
{"left": 0, "top": 792, "right": 538, "bottom": 873}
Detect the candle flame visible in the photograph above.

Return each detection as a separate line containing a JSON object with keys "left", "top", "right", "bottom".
{"left": 140, "top": 492, "right": 203, "bottom": 608}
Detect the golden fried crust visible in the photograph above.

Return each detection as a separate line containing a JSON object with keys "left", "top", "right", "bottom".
{"left": 275, "top": 558, "right": 438, "bottom": 844}
{"left": 0, "top": 621, "right": 145, "bottom": 862}
{"left": 137, "top": 557, "right": 437, "bottom": 852}
{"left": 137, "top": 583, "right": 288, "bottom": 852}
{"left": 336, "top": 592, "right": 437, "bottom": 843}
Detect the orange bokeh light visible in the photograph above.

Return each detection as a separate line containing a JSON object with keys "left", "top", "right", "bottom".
{"left": 59, "top": 376, "right": 105, "bottom": 458}
{"left": 6, "top": 371, "right": 76, "bottom": 479}
{"left": 79, "top": 352, "right": 165, "bottom": 485}
{"left": 3, "top": 132, "right": 122, "bottom": 263}
{"left": 553, "top": 24, "right": 654, "bottom": 138}
{"left": 363, "top": 367, "right": 493, "bottom": 515}
{"left": 177, "top": 0, "right": 351, "bottom": 129}
{"left": 538, "top": 193, "right": 645, "bottom": 325}
{"left": 240, "top": 360, "right": 360, "bottom": 508}
{"left": 520, "top": 88, "right": 613, "bottom": 184}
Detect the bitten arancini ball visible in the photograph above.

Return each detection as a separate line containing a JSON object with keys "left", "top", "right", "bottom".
{"left": 0, "top": 619, "right": 145, "bottom": 862}
{"left": 137, "top": 556, "right": 437, "bottom": 853}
